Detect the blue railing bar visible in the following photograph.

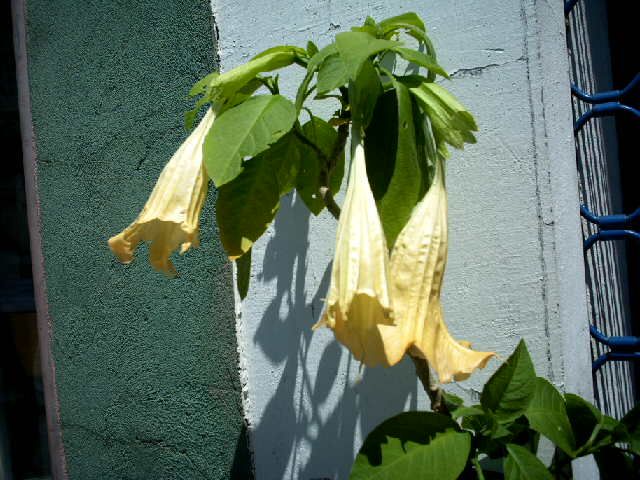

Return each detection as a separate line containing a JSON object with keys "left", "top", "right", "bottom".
{"left": 583, "top": 229, "right": 640, "bottom": 251}
{"left": 580, "top": 204, "right": 640, "bottom": 250}
{"left": 574, "top": 102, "right": 640, "bottom": 133}
{"left": 580, "top": 204, "right": 640, "bottom": 228}
{"left": 593, "top": 352, "right": 640, "bottom": 373}
{"left": 564, "top": 0, "right": 580, "bottom": 16}
{"left": 571, "top": 73, "right": 640, "bottom": 104}
{"left": 590, "top": 325, "right": 640, "bottom": 350}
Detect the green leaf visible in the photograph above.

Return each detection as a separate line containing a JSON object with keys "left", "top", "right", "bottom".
{"left": 296, "top": 117, "right": 344, "bottom": 215}
{"left": 410, "top": 82, "right": 477, "bottom": 152}
{"left": 349, "top": 60, "right": 382, "bottom": 128}
{"left": 504, "top": 444, "right": 553, "bottom": 480}
{"left": 252, "top": 45, "right": 307, "bottom": 61}
{"left": 618, "top": 403, "right": 640, "bottom": 454}
{"left": 235, "top": 248, "right": 251, "bottom": 300}
{"left": 365, "top": 81, "right": 426, "bottom": 247}
{"left": 189, "top": 71, "right": 218, "bottom": 97}
{"left": 393, "top": 47, "right": 449, "bottom": 79}
{"left": 441, "top": 391, "right": 465, "bottom": 413}
{"left": 204, "top": 94, "right": 296, "bottom": 187}
{"left": 524, "top": 378, "right": 575, "bottom": 456}
{"left": 452, "top": 405, "right": 485, "bottom": 420}
{"left": 207, "top": 48, "right": 300, "bottom": 103}
{"left": 215, "top": 132, "right": 303, "bottom": 258}
{"left": 379, "top": 12, "right": 426, "bottom": 33}
{"left": 295, "top": 43, "right": 339, "bottom": 109}
{"left": 351, "top": 411, "right": 470, "bottom": 480}
{"left": 565, "top": 393, "right": 619, "bottom": 454}
{"left": 306, "top": 40, "right": 319, "bottom": 57}
{"left": 334, "top": 31, "right": 401, "bottom": 81}
{"left": 307, "top": 43, "right": 338, "bottom": 72}
{"left": 317, "top": 53, "right": 350, "bottom": 94}
{"left": 184, "top": 95, "right": 211, "bottom": 131}
{"left": 377, "top": 13, "right": 437, "bottom": 80}
{"left": 481, "top": 340, "right": 536, "bottom": 422}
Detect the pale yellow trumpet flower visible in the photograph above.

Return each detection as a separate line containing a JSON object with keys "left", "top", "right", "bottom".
{"left": 389, "top": 163, "right": 494, "bottom": 383}
{"left": 317, "top": 148, "right": 494, "bottom": 382}
{"left": 108, "top": 109, "right": 215, "bottom": 276}
{"left": 313, "top": 140, "right": 395, "bottom": 367}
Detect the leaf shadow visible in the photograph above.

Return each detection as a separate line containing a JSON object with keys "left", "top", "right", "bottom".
{"left": 248, "top": 194, "right": 419, "bottom": 479}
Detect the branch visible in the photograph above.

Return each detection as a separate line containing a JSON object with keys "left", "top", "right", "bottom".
{"left": 319, "top": 185, "right": 341, "bottom": 220}
{"left": 294, "top": 121, "right": 348, "bottom": 220}
{"left": 409, "top": 353, "right": 449, "bottom": 415}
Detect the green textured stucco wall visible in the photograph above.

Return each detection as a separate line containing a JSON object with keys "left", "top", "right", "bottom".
{"left": 24, "top": 1, "right": 251, "bottom": 478}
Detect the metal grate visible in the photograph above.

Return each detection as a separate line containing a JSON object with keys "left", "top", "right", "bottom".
{"left": 566, "top": 0, "right": 639, "bottom": 417}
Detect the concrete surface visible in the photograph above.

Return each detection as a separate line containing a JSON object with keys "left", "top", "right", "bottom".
{"left": 212, "top": 0, "right": 593, "bottom": 478}
{"left": 21, "top": 0, "right": 251, "bottom": 478}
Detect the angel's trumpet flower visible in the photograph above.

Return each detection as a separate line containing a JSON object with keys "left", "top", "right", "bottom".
{"left": 313, "top": 140, "right": 395, "bottom": 367}
{"left": 316, "top": 147, "right": 494, "bottom": 381}
{"left": 389, "top": 162, "right": 494, "bottom": 383}
{"left": 108, "top": 109, "right": 215, "bottom": 276}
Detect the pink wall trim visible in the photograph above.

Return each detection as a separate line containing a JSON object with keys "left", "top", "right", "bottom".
{"left": 11, "top": 1, "right": 68, "bottom": 478}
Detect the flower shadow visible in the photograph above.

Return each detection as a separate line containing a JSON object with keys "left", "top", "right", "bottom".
{"left": 247, "top": 194, "right": 420, "bottom": 479}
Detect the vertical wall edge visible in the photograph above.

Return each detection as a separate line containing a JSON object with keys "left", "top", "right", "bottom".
{"left": 10, "top": 1, "right": 68, "bottom": 478}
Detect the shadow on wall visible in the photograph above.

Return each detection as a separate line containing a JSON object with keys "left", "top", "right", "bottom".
{"left": 242, "top": 193, "right": 419, "bottom": 480}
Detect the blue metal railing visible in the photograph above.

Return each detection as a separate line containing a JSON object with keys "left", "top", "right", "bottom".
{"left": 567, "top": 0, "right": 640, "bottom": 373}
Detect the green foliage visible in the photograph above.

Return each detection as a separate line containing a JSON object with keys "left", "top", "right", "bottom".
{"left": 351, "top": 340, "right": 640, "bottom": 479}
{"left": 481, "top": 340, "right": 536, "bottom": 422}
{"left": 204, "top": 94, "right": 296, "bottom": 187}
{"left": 188, "top": 12, "right": 476, "bottom": 309}
{"left": 352, "top": 412, "right": 470, "bottom": 480}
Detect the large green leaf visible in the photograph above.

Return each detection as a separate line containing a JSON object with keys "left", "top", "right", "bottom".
{"left": 351, "top": 412, "right": 469, "bottom": 480}
{"left": 204, "top": 94, "right": 296, "bottom": 187}
{"left": 334, "top": 31, "right": 400, "bottom": 81}
{"left": 206, "top": 47, "right": 303, "bottom": 102}
{"left": 296, "top": 117, "right": 344, "bottom": 215}
{"left": 215, "top": 132, "right": 302, "bottom": 258}
{"left": 365, "top": 81, "right": 425, "bottom": 247}
{"left": 565, "top": 393, "right": 619, "bottom": 454}
{"left": 317, "top": 53, "right": 350, "bottom": 94}
{"left": 481, "top": 340, "right": 536, "bottom": 422}
{"left": 504, "top": 444, "right": 553, "bottom": 480}
{"left": 524, "top": 378, "right": 575, "bottom": 456}
{"left": 349, "top": 60, "right": 382, "bottom": 128}
{"left": 377, "top": 13, "right": 436, "bottom": 80}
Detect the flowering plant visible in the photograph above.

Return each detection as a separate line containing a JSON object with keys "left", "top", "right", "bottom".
{"left": 108, "top": 12, "right": 640, "bottom": 478}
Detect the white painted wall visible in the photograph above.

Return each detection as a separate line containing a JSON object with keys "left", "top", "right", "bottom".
{"left": 213, "top": 1, "right": 592, "bottom": 478}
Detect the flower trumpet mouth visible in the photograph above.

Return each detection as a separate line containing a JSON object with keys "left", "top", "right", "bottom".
{"left": 108, "top": 108, "right": 215, "bottom": 276}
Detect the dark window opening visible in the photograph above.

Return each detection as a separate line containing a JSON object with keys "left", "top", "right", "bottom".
{"left": 607, "top": 1, "right": 640, "bottom": 395}
{"left": 1, "top": 3, "right": 51, "bottom": 479}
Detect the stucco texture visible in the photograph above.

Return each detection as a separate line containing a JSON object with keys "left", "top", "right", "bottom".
{"left": 213, "top": 0, "right": 589, "bottom": 478}
{"left": 25, "top": 1, "right": 251, "bottom": 478}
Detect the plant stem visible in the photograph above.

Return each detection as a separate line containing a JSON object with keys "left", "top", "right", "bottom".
{"left": 409, "top": 354, "right": 449, "bottom": 415}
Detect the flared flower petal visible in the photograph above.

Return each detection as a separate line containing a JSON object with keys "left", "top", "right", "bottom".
{"left": 108, "top": 109, "right": 215, "bottom": 276}
{"left": 314, "top": 141, "right": 395, "bottom": 367}
{"left": 390, "top": 162, "right": 494, "bottom": 382}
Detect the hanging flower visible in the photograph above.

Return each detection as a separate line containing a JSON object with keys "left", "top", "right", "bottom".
{"left": 316, "top": 153, "right": 494, "bottom": 382}
{"left": 313, "top": 140, "right": 395, "bottom": 367}
{"left": 389, "top": 163, "right": 494, "bottom": 383}
{"left": 108, "top": 109, "right": 215, "bottom": 276}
